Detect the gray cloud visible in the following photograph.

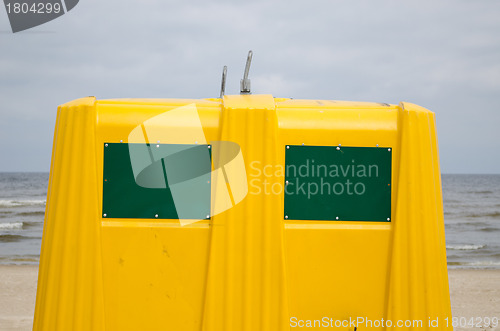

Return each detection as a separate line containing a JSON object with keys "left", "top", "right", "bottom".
{"left": 0, "top": 0, "right": 499, "bottom": 172}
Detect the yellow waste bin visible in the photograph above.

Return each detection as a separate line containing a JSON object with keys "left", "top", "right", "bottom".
{"left": 34, "top": 94, "right": 452, "bottom": 330}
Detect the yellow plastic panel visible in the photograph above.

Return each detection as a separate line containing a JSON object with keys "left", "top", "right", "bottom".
{"left": 100, "top": 222, "right": 210, "bottom": 331}
{"left": 285, "top": 222, "right": 391, "bottom": 327}
{"left": 276, "top": 100, "right": 398, "bottom": 329}
{"left": 95, "top": 99, "right": 221, "bottom": 331}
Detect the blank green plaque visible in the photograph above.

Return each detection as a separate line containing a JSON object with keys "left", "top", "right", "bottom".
{"left": 284, "top": 145, "right": 392, "bottom": 222}
{"left": 103, "top": 143, "right": 211, "bottom": 220}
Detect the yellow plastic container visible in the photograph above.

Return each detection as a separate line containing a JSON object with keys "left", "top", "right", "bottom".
{"left": 34, "top": 95, "right": 452, "bottom": 330}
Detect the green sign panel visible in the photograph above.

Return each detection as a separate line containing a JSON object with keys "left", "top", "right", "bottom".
{"left": 284, "top": 145, "right": 392, "bottom": 222}
{"left": 102, "top": 143, "right": 211, "bottom": 220}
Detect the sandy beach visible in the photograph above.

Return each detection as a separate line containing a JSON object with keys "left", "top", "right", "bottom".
{"left": 0, "top": 266, "right": 38, "bottom": 331}
{"left": 0, "top": 266, "right": 498, "bottom": 330}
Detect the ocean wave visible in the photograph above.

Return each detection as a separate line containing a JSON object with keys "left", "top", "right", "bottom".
{"left": 459, "top": 221, "right": 491, "bottom": 227}
{"left": 0, "top": 234, "right": 26, "bottom": 242}
{"left": 446, "top": 244, "right": 485, "bottom": 250}
{"left": 458, "top": 211, "right": 500, "bottom": 219}
{"left": 0, "top": 199, "right": 46, "bottom": 208}
{"left": 479, "top": 227, "right": 500, "bottom": 232}
{"left": 0, "top": 255, "right": 39, "bottom": 265}
{"left": 466, "top": 190, "right": 494, "bottom": 194}
{"left": 21, "top": 221, "right": 42, "bottom": 228}
{"left": 16, "top": 211, "right": 45, "bottom": 217}
{"left": 0, "top": 222, "right": 23, "bottom": 230}
{"left": 448, "top": 261, "right": 500, "bottom": 267}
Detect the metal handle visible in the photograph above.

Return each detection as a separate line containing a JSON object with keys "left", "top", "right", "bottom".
{"left": 240, "top": 50, "right": 253, "bottom": 94}
{"left": 220, "top": 66, "right": 227, "bottom": 99}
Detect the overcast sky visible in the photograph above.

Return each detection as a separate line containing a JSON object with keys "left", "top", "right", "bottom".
{"left": 1, "top": 0, "right": 499, "bottom": 173}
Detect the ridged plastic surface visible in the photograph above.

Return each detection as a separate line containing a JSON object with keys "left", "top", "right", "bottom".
{"left": 386, "top": 103, "right": 451, "bottom": 326}
{"left": 202, "top": 95, "right": 289, "bottom": 331}
{"left": 34, "top": 97, "right": 105, "bottom": 330}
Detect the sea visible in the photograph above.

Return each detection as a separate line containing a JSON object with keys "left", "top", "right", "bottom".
{"left": 0, "top": 173, "right": 499, "bottom": 268}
